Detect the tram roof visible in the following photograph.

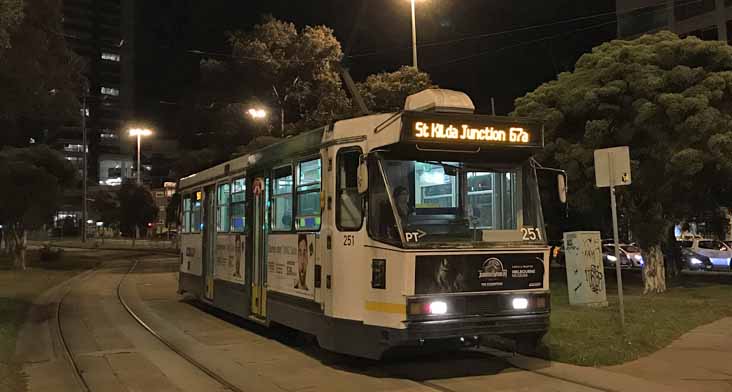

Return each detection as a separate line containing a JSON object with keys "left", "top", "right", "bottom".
{"left": 178, "top": 109, "right": 543, "bottom": 190}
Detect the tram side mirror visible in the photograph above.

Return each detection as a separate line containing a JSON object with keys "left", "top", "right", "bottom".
{"left": 557, "top": 173, "right": 567, "bottom": 204}
{"left": 357, "top": 157, "right": 368, "bottom": 194}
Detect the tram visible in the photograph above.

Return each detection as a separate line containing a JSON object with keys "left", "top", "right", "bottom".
{"left": 177, "top": 89, "right": 556, "bottom": 359}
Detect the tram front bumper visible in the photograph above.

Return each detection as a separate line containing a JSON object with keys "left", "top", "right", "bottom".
{"left": 402, "top": 312, "right": 550, "bottom": 341}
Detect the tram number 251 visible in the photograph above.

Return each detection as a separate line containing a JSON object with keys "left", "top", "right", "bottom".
{"left": 521, "top": 227, "right": 542, "bottom": 241}
{"left": 343, "top": 234, "right": 355, "bottom": 246}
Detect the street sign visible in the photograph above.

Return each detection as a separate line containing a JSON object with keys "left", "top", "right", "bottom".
{"left": 594, "top": 146, "right": 632, "bottom": 329}
{"left": 594, "top": 146, "right": 631, "bottom": 188}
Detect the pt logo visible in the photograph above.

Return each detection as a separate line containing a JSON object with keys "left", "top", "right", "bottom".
{"left": 405, "top": 229, "right": 427, "bottom": 242}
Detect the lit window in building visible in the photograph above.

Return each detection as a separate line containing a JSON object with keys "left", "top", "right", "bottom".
{"left": 101, "top": 52, "right": 121, "bottom": 62}
{"left": 100, "top": 133, "right": 117, "bottom": 139}
{"left": 101, "top": 87, "right": 120, "bottom": 96}
{"left": 64, "top": 144, "right": 85, "bottom": 152}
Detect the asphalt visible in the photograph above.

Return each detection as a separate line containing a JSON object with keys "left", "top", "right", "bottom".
{"left": 14, "top": 254, "right": 718, "bottom": 392}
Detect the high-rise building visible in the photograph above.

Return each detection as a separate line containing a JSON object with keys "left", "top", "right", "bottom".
{"left": 59, "top": 0, "right": 136, "bottom": 186}
{"left": 617, "top": 0, "right": 732, "bottom": 41}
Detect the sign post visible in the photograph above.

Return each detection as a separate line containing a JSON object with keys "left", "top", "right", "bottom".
{"left": 594, "top": 146, "right": 632, "bottom": 328}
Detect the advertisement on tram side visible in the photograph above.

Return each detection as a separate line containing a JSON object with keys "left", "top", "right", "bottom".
{"left": 214, "top": 234, "right": 246, "bottom": 284}
{"left": 267, "top": 234, "right": 316, "bottom": 300}
{"left": 180, "top": 234, "right": 202, "bottom": 276}
{"left": 414, "top": 253, "right": 544, "bottom": 294}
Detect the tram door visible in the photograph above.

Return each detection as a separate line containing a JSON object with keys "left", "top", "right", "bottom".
{"left": 251, "top": 177, "right": 269, "bottom": 319}
{"left": 202, "top": 186, "right": 216, "bottom": 300}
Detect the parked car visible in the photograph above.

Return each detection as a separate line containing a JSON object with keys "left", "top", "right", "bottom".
{"left": 602, "top": 244, "right": 632, "bottom": 269}
{"left": 679, "top": 238, "right": 732, "bottom": 271}
{"left": 601, "top": 240, "right": 643, "bottom": 268}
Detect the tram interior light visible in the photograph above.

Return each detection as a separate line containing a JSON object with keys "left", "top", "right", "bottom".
{"left": 512, "top": 297, "right": 529, "bottom": 310}
{"left": 429, "top": 301, "right": 447, "bottom": 315}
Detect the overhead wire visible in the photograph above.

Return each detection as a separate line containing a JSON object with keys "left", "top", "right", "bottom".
{"left": 423, "top": 0, "right": 688, "bottom": 69}
{"left": 345, "top": 0, "right": 701, "bottom": 59}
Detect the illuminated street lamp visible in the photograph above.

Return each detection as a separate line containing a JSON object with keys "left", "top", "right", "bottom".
{"left": 247, "top": 108, "right": 267, "bottom": 120}
{"left": 128, "top": 128, "right": 152, "bottom": 185}
{"left": 128, "top": 127, "right": 152, "bottom": 241}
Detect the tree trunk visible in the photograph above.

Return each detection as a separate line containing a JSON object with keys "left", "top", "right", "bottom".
{"left": 11, "top": 228, "right": 27, "bottom": 270}
{"left": 643, "top": 244, "right": 666, "bottom": 293}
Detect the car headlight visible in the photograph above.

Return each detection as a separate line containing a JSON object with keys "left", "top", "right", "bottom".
{"left": 690, "top": 257, "right": 703, "bottom": 265}
{"left": 607, "top": 255, "right": 617, "bottom": 262}
{"left": 634, "top": 254, "right": 643, "bottom": 261}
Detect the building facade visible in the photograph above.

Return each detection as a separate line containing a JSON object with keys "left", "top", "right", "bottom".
{"left": 617, "top": 0, "right": 732, "bottom": 41}
{"left": 59, "top": 0, "right": 136, "bottom": 185}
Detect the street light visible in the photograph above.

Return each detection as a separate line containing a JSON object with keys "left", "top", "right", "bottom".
{"left": 128, "top": 127, "right": 151, "bottom": 241}
{"left": 247, "top": 108, "right": 267, "bottom": 120}
{"left": 409, "top": 0, "right": 426, "bottom": 70}
{"left": 128, "top": 128, "right": 152, "bottom": 186}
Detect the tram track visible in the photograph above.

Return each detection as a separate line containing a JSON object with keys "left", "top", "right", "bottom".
{"left": 54, "top": 253, "right": 603, "bottom": 392}
{"left": 116, "top": 259, "right": 245, "bottom": 392}
{"left": 54, "top": 253, "right": 243, "bottom": 392}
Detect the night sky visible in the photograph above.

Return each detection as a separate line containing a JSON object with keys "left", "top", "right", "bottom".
{"left": 135, "top": 0, "right": 617, "bottom": 140}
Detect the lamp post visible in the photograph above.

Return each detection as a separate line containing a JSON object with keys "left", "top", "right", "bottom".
{"left": 410, "top": 0, "right": 420, "bottom": 70}
{"left": 128, "top": 128, "right": 152, "bottom": 185}
{"left": 128, "top": 128, "right": 152, "bottom": 241}
{"left": 81, "top": 94, "right": 88, "bottom": 243}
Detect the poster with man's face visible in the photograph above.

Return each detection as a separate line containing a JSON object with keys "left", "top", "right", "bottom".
{"left": 295, "top": 234, "right": 309, "bottom": 291}
{"left": 267, "top": 234, "right": 315, "bottom": 299}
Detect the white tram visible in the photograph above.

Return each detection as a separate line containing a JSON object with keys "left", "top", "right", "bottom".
{"left": 178, "top": 89, "right": 553, "bottom": 358}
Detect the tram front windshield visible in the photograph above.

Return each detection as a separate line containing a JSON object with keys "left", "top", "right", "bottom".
{"left": 369, "top": 155, "right": 544, "bottom": 247}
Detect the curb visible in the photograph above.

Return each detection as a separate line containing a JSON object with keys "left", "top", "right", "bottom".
{"left": 482, "top": 349, "right": 684, "bottom": 392}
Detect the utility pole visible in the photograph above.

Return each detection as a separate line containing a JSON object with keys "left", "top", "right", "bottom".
{"left": 81, "top": 94, "right": 88, "bottom": 243}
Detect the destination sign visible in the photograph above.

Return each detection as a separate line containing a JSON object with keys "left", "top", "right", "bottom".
{"left": 401, "top": 113, "right": 542, "bottom": 148}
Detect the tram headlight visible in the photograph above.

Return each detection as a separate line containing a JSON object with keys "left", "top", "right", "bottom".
{"left": 429, "top": 301, "right": 448, "bottom": 315}
{"left": 512, "top": 297, "right": 529, "bottom": 310}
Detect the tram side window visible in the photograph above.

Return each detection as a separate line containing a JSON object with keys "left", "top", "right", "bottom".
{"left": 296, "top": 158, "right": 321, "bottom": 231}
{"left": 272, "top": 166, "right": 293, "bottom": 231}
{"left": 192, "top": 191, "right": 202, "bottom": 233}
{"left": 183, "top": 195, "right": 192, "bottom": 232}
{"left": 337, "top": 149, "right": 363, "bottom": 230}
{"left": 230, "top": 178, "right": 246, "bottom": 232}
{"left": 217, "top": 183, "right": 230, "bottom": 232}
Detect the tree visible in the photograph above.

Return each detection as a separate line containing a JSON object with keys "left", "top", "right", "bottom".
{"left": 118, "top": 181, "right": 157, "bottom": 238}
{"left": 358, "top": 66, "right": 435, "bottom": 112}
{"left": 0, "top": 0, "right": 85, "bottom": 147}
{"left": 0, "top": 146, "right": 76, "bottom": 269}
{"left": 0, "top": 0, "right": 22, "bottom": 54}
{"left": 165, "top": 192, "right": 180, "bottom": 228}
{"left": 90, "top": 189, "right": 120, "bottom": 230}
{"left": 514, "top": 31, "right": 732, "bottom": 293}
{"left": 228, "top": 16, "right": 351, "bottom": 135}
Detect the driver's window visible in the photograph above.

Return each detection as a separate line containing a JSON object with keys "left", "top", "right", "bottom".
{"left": 414, "top": 162, "right": 458, "bottom": 209}
{"left": 368, "top": 160, "right": 399, "bottom": 244}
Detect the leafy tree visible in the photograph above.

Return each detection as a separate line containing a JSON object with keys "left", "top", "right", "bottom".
{"left": 90, "top": 189, "right": 120, "bottom": 230}
{"left": 165, "top": 192, "right": 180, "bottom": 228}
{"left": 228, "top": 16, "right": 350, "bottom": 135}
{"left": 0, "top": 0, "right": 84, "bottom": 147}
{"left": 0, "top": 146, "right": 76, "bottom": 269}
{"left": 358, "top": 66, "right": 435, "bottom": 112}
{"left": 514, "top": 31, "right": 732, "bottom": 293}
{"left": 0, "top": 0, "right": 22, "bottom": 54}
{"left": 117, "top": 181, "right": 157, "bottom": 237}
